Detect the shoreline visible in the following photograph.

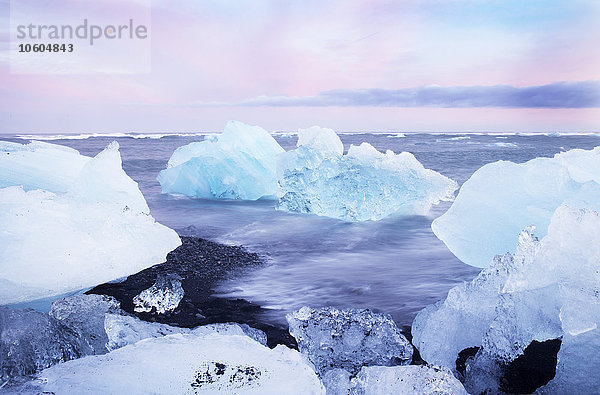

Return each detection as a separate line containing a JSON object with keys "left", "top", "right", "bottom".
{"left": 87, "top": 236, "right": 298, "bottom": 348}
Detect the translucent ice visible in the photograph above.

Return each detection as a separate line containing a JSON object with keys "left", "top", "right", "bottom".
{"left": 105, "top": 314, "right": 268, "bottom": 351}
{"left": 157, "top": 121, "right": 285, "bottom": 200}
{"left": 50, "top": 294, "right": 122, "bottom": 355}
{"left": 133, "top": 273, "right": 184, "bottom": 314}
{"left": 17, "top": 333, "right": 324, "bottom": 394}
{"left": 0, "top": 141, "right": 88, "bottom": 193}
{"left": 412, "top": 205, "right": 600, "bottom": 393}
{"left": 432, "top": 146, "right": 600, "bottom": 267}
{"left": 324, "top": 365, "right": 467, "bottom": 395}
{"left": 287, "top": 306, "right": 412, "bottom": 376}
{"left": 0, "top": 141, "right": 181, "bottom": 305}
{"left": 1, "top": 293, "right": 269, "bottom": 385}
{"left": 277, "top": 129, "right": 457, "bottom": 221}
{"left": 0, "top": 307, "right": 86, "bottom": 385}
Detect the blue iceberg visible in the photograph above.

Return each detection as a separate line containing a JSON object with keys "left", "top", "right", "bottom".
{"left": 277, "top": 127, "right": 458, "bottom": 221}
{"left": 157, "top": 121, "right": 284, "bottom": 200}
{"left": 432, "top": 146, "right": 600, "bottom": 267}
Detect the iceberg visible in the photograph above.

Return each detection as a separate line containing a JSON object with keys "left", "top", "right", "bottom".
{"left": 323, "top": 365, "right": 468, "bottom": 395}
{"left": 287, "top": 306, "right": 412, "bottom": 377}
{"left": 0, "top": 141, "right": 181, "bottom": 305}
{"left": 412, "top": 205, "right": 600, "bottom": 393}
{"left": 15, "top": 333, "right": 324, "bottom": 394}
{"left": 277, "top": 127, "right": 457, "bottom": 221}
{"left": 157, "top": 120, "right": 285, "bottom": 200}
{"left": 432, "top": 146, "right": 600, "bottom": 267}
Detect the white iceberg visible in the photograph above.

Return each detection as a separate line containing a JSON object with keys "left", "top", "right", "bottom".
{"left": 157, "top": 121, "right": 285, "bottom": 200}
{"left": 412, "top": 205, "right": 600, "bottom": 393}
{"left": 0, "top": 141, "right": 181, "bottom": 305}
{"left": 17, "top": 333, "right": 324, "bottom": 394}
{"left": 432, "top": 146, "right": 600, "bottom": 267}
{"left": 277, "top": 127, "right": 457, "bottom": 221}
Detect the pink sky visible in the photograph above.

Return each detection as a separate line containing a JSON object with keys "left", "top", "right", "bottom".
{"left": 1, "top": 0, "right": 599, "bottom": 133}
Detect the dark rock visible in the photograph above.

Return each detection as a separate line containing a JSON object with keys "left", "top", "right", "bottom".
{"left": 499, "top": 338, "right": 561, "bottom": 394}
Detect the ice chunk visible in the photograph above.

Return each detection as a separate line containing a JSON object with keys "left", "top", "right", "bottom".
{"left": 432, "top": 146, "right": 600, "bottom": 267}
{"left": 1, "top": 293, "right": 269, "bottom": 385}
{"left": 296, "top": 126, "right": 343, "bottom": 155}
{"left": 105, "top": 314, "right": 268, "bottom": 351}
{"left": 322, "top": 368, "right": 352, "bottom": 395}
{"left": 0, "top": 141, "right": 181, "bottom": 305}
{"left": 50, "top": 294, "right": 122, "bottom": 355}
{"left": 322, "top": 365, "right": 467, "bottom": 394}
{"left": 133, "top": 273, "right": 184, "bottom": 314}
{"left": 0, "top": 140, "right": 88, "bottom": 193}
{"left": 157, "top": 120, "right": 285, "bottom": 200}
{"left": 0, "top": 307, "right": 87, "bottom": 386}
{"left": 354, "top": 365, "right": 467, "bottom": 394}
{"left": 277, "top": 132, "right": 457, "bottom": 221}
{"left": 413, "top": 205, "right": 600, "bottom": 393}
{"left": 286, "top": 306, "right": 412, "bottom": 376}
{"left": 16, "top": 333, "right": 324, "bottom": 394}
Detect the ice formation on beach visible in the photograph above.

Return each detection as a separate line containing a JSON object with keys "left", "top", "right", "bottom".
{"left": 0, "top": 307, "right": 86, "bottom": 385}
{"left": 1, "top": 292, "right": 269, "bottom": 385}
{"left": 277, "top": 127, "right": 457, "bottom": 221}
{"left": 133, "top": 273, "right": 184, "bottom": 314}
{"left": 432, "top": 146, "right": 600, "bottom": 267}
{"left": 323, "top": 365, "right": 467, "bottom": 395}
{"left": 413, "top": 205, "right": 600, "bottom": 393}
{"left": 105, "top": 314, "right": 268, "bottom": 351}
{"left": 16, "top": 333, "right": 324, "bottom": 394}
{"left": 0, "top": 141, "right": 181, "bottom": 305}
{"left": 157, "top": 121, "right": 285, "bottom": 200}
{"left": 287, "top": 306, "right": 412, "bottom": 377}
{"left": 49, "top": 294, "right": 122, "bottom": 355}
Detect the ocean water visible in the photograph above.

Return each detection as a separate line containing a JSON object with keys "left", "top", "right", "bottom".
{"left": 4, "top": 132, "right": 599, "bottom": 328}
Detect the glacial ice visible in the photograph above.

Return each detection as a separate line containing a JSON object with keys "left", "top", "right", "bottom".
{"left": 412, "top": 205, "right": 600, "bottom": 393}
{"left": 50, "top": 294, "right": 122, "bottom": 355}
{"left": 277, "top": 128, "right": 457, "bottom": 221}
{"left": 0, "top": 307, "right": 87, "bottom": 385}
{"left": 17, "top": 333, "right": 324, "bottom": 394}
{"left": 323, "top": 365, "right": 468, "bottom": 394}
{"left": 0, "top": 141, "right": 88, "bottom": 193}
{"left": 1, "top": 292, "right": 269, "bottom": 385}
{"left": 160, "top": 122, "right": 457, "bottom": 220}
{"left": 286, "top": 306, "right": 412, "bottom": 377}
{"left": 133, "top": 273, "right": 184, "bottom": 314}
{"left": 105, "top": 314, "right": 268, "bottom": 351}
{"left": 432, "top": 146, "right": 600, "bottom": 267}
{"left": 157, "top": 120, "right": 285, "bottom": 200}
{"left": 0, "top": 141, "right": 181, "bottom": 305}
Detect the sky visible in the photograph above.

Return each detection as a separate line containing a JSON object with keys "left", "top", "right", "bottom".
{"left": 1, "top": 0, "right": 599, "bottom": 133}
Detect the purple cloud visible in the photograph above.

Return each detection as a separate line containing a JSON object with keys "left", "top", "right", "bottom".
{"left": 229, "top": 81, "right": 600, "bottom": 108}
